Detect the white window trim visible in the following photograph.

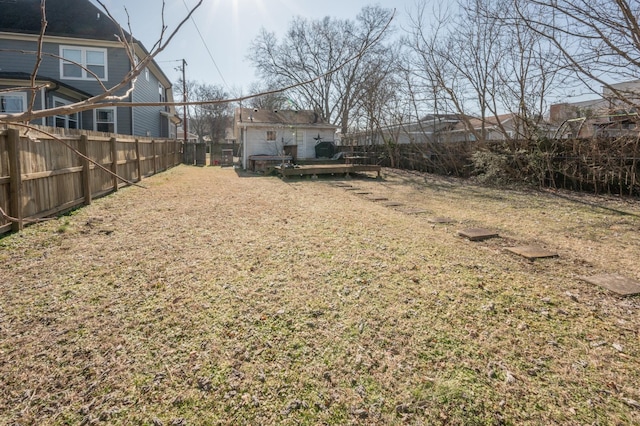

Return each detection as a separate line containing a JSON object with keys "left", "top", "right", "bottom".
{"left": 52, "top": 96, "right": 79, "bottom": 129}
{"left": 94, "top": 107, "right": 117, "bottom": 134}
{"left": 59, "top": 45, "right": 108, "bottom": 81}
{"left": 0, "top": 91, "right": 27, "bottom": 113}
{"left": 158, "top": 82, "right": 165, "bottom": 102}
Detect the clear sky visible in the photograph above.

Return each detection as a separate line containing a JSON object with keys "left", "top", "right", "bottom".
{"left": 94, "top": 0, "right": 415, "bottom": 95}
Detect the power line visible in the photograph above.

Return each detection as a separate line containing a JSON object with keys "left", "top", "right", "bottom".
{"left": 182, "top": 0, "right": 231, "bottom": 90}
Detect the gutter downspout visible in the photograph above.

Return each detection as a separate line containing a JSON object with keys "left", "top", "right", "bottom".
{"left": 40, "top": 87, "right": 46, "bottom": 125}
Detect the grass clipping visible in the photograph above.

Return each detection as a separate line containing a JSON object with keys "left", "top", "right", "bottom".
{"left": 2, "top": 166, "right": 640, "bottom": 425}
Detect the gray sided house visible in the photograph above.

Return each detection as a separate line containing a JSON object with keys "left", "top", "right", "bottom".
{"left": 0, "top": 0, "right": 179, "bottom": 137}
{"left": 234, "top": 108, "right": 339, "bottom": 170}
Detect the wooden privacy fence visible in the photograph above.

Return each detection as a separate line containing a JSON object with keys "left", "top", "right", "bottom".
{"left": 0, "top": 126, "right": 182, "bottom": 235}
{"left": 349, "top": 137, "right": 640, "bottom": 196}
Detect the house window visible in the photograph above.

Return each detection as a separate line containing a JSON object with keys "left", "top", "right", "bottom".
{"left": 145, "top": 68, "right": 150, "bottom": 81}
{"left": 0, "top": 92, "right": 27, "bottom": 113}
{"left": 94, "top": 107, "right": 116, "bottom": 133}
{"left": 53, "top": 97, "right": 79, "bottom": 129}
{"left": 159, "top": 83, "right": 165, "bottom": 102}
{"left": 60, "top": 46, "right": 107, "bottom": 80}
{"left": 266, "top": 130, "right": 276, "bottom": 141}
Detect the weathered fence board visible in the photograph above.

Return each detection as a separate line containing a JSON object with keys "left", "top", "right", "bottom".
{"left": 0, "top": 126, "right": 181, "bottom": 236}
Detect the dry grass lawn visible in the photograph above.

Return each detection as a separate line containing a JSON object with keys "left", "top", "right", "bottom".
{"left": 2, "top": 165, "right": 640, "bottom": 425}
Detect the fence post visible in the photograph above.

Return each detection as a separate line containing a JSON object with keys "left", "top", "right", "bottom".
{"left": 7, "top": 128, "right": 23, "bottom": 231}
{"left": 135, "top": 138, "right": 142, "bottom": 182}
{"left": 152, "top": 139, "right": 157, "bottom": 175}
{"left": 79, "top": 135, "right": 92, "bottom": 206}
{"left": 110, "top": 137, "right": 118, "bottom": 191}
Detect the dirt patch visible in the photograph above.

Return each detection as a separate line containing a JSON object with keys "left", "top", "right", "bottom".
{"left": 2, "top": 166, "right": 640, "bottom": 425}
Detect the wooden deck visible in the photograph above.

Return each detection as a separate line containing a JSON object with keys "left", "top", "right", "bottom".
{"left": 274, "top": 164, "right": 381, "bottom": 179}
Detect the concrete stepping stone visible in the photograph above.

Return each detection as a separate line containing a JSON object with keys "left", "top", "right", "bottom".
{"left": 333, "top": 183, "right": 352, "bottom": 187}
{"left": 580, "top": 274, "right": 640, "bottom": 296}
{"left": 505, "top": 246, "right": 559, "bottom": 260}
{"left": 457, "top": 228, "right": 499, "bottom": 241}
{"left": 400, "top": 209, "right": 429, "bottom": 215}
{"left": 428, "top": 217, "right": 454, "bottom": 224}
{"left": 355, "top": 191, "right": 372, "bottom": 195}
{"left": 383, "top": 201, "right": 404, "bottom": 207}
{"left": 367, "top": 196, "right": 389, "bottom": 202}
{"left": 344, "top": 187, "right": 361, "bottom": 191}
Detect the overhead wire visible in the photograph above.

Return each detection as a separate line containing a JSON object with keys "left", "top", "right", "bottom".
{"left": 182, "top": 0, "right": 231, "bottom": 90}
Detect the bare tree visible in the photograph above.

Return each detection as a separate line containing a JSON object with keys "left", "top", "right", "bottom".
{"left": 402, "top": 1, "right": 487, "bottom": 141}
{"left": 245, "top": 82, "right": 289, "bottom": 111}
{"left": 175, "top": 81, "right": 231, "bottom": 143}
{"left": 516, "top": 0, "right": 640, "bottom": 107}
{"left": 248, "top": 6, "right": 395, "bottom": 134}
{"left": 402, "top": 0, "right": 565, "bottom": 143}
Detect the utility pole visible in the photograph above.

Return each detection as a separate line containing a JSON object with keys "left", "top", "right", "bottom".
{"left": 182, "top": 59, "right": 188, "bottom": 143}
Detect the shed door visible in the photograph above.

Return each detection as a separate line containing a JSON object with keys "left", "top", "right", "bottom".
{"left": 296, "top": 130, "right": 305, "bottom": 158}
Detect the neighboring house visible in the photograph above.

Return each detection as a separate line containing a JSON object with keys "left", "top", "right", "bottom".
{"left": 234, "top": 108, "right": 339, "bottom": 169}
{"left": 343, "top": 114, "right": 463, "bottom": 146}
{"left": 344, "top": 113, "right": 552, "bottom": 146}
{"left": 550, "top": 80, "right": 640, "bottom": 138}
{"left": 450, "top": 113, "right": 554, "bottom": 141}
{"left": 176, "top": 125, "right": 198, "bottom": 143}
{"left": 0, "top": 0, "right": 179, "bottom": 137}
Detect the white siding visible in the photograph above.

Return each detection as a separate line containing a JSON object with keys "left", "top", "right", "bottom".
{"left": 242, "top": 126, "right": 338, "bottom": 168}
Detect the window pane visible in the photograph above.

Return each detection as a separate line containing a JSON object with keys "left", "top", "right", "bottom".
{"left": 63, "top": 62, "right": 82, "bottom": 78}
{"left": 87, "top": 64, "right": 105, "bottom": 78}
{"left": 68, "top": 113, "right": 78, "bottom": 129}
{"left": 97, "top": 109, "right": 114, "bottom": 122}
{"left": 86, "top": 50, "right": 105, "bottom": 65}
{"left": 62, "top": 48, "right": 82, "bottom": 62}
{"left": 97, "top": 123, "right": 114, "bottom": 133}
{"left": 1, "top": 95, "right": 24, "bottom": 113}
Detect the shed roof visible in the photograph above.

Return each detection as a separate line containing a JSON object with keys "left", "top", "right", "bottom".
{"left": 235, "top": 108, "right": 337, "bottom": 128}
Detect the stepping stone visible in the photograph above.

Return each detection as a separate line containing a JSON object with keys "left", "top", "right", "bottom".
{"left": 344, "top": 187, "right": 361, "bottom": 191}
{"left": 428, "top": 217, "right": 454, "bottom": 224}
{"left": 401, "top": 209, "right": 429, "bottom": 215}
{"left": 383, "top": 201, "right": 404, "bottom": 207}
{"left": 333, "top": 183, "right": 352, "bottom": 188}
{"left": 355, "top": 191, "right": 372, "bottom": 195}
{"left": 580, "top": 274, "right": 640, "bottom": 296}
{"left": 505, "top": 246, "right": 559, "bottom": 260}
{"left": 457, "top": 228, "right": 499, "bottom": 241}
{"left": 367, "top": 196, "right": 389, "bottom": 202}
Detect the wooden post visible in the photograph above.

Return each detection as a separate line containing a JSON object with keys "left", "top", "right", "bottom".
{"left": 135, "top": 138, "right": 142, "bottom": 182}
{"left": 7, "top": 128, "right": 23, "bottom": 231}
{"left": 79, "top": 135, "right": 92, "bottom": 205}
{"left": 152, "top": 139, "right": 158, "bottom": 175}
{"left": 110, "top": 137, "right": 118, "bottom": 191}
